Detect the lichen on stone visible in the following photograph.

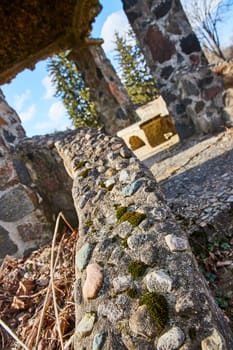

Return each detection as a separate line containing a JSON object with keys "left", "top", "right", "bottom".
{"left": 139, "top": 292, "right": 169, "bottom": 330}
{"left": 128, "top": 260, "right": 148, "bottom": 278}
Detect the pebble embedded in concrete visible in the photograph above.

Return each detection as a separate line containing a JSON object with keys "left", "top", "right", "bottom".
{"left": 157, "top": 326, "right": 185, "bottom": 350}
{"left": 165, "top": 234, "right": 188, "bottom": 252}
{"left": 76, "top": 313, "right": 96, "bottom": 338}
{"left": 145, "top": 269, "right": 173, "bottom": 293}
{"left": 122, "top": 179, "right": 144, "bottom": 196}
{"left": 113, "top": 275, "right": 132, "bottom": 293}
{"left": 129, "top": 305, "right": 157, "bottom": 338}
{"left": 92, "top": 332, "right": 106, "bottom": 350}
{"left": 76, "top": 242, "right": 93, "bottom": 271}
{"left": 201, "top": 328, "right": 226, "bottom": 350}
{"left": 83, "top": 263, "right": 103, "bottom": 299}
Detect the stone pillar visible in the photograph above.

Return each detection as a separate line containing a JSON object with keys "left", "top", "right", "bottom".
{"left": 122, "top": 0, "right": 231, "bottom": 139}
{"left": 56, "top": 128, "right": 233, "bottom": 350}
{"left": 69, "top": 45, "right": 139, "bottom": 135}
{"left": 0, "top": 89, "right": 26, "bottom": 156}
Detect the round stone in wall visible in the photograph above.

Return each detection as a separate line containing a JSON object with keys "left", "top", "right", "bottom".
{"left": 165, "top": 234, "right": 188, "bottom": 252}
{"left": 201, "top": 328, "right": 226, "bottom": 350}
{"left": 156, "top": 326, "right": 185, "bottom": 350}
{"left": 145, "top": 269, "right": 173, "bottom": 293}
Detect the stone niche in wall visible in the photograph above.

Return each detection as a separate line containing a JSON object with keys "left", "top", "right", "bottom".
{"left": 140, "top": 114, "right": 177, "bottom": 147}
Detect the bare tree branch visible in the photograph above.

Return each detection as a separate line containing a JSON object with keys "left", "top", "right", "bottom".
{"left": 182, "top": 0, "right": 233, "bottom": 60}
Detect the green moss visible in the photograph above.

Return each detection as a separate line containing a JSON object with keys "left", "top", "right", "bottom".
{"left": 85, "top": 220, "right": 93, "bottom": 229}
{"left": 119, "top": 211, "right": 146, "bottom": 227}
{"left": 107, "top": 183, "right": 115, "bottom": 191}
{"left": 116, "top": 206, "right": 127, "bottom": 220}
{"left": 80, "top": 169, "right": 89, "bottom": 178}
{"left": 139, "top": 292, "right": 169, "bottom": 331}
{"left": 115, "top": 206, "right": 146, "bottom": 227}
{"left": 74, "top": 160, "right": 87, "bottom": 171}
{"left": 128, "top": 260, "right": 148, "bottom": 278}
{"left": 121, "top": 238, "right": 128, "bottom": 249}
{"left": 126, "top": 288, "right": 137, "bottom": 298}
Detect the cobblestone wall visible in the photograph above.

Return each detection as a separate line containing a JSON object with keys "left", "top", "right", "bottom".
{"left": 56, "top": 128, "right": 233, "bottom": 350}
{"left": 122, "top": 0, "right": 231, "bottom": 139}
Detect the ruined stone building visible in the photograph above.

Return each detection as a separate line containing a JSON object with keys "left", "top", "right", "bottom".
{"left": 1, "top": 0, "right": 233, "bottom": 349}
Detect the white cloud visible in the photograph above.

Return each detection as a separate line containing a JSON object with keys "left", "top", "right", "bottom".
{"left": 48, "top": 101, "right": 66, "bottom": 122}
{"left": 101, "top": 10, "right": 131, "bottom": 53}
{"left": 19, "top": 104, "right": 36, "bottom": 122}
{"left": 14, "top": 89, "right": 31, "bottom": 111}
{"left": 42, "top": 75, "right": 56, "bottom": 100}
{"left": 35, "top": 101, "right": 71, "bottom": 132}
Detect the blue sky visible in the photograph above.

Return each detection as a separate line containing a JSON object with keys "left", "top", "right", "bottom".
{"left": 1, "top": 0, "right": 233, "bottom": 137}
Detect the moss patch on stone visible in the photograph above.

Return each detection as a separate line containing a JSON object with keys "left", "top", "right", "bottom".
{"left": 126, "top": 288, "right": 137, "bottom": 298}
{"left": 120, "top": 211, "right": 146, "bottom": 227}
{"left": 74, "top": 160, "right": 87, "bottom": 170}
{"left": 116, "top": 206, "right": 146, "bottom": 227}
{"left": 128, "top": 260, "right": 148, "bottom": 278}
{"left": 80, "top": 169, "right": 89, "bottom": 178}
{"left": 85, "top": 220, "right": 93, "bottom": 229}
{"left": 121, "top": 238, "right": 128, "bottom": 248}
{"left": 99, "top": 182, "right": 114, "bottom": 191}
{"left": 107, "top": 183, "right": 115, "bottom": 191}
{"left": 116, "top": 206, "right": 127, "bottom": 220}
{"left": 139, "top": 292, "right": 169, "bottom": 331}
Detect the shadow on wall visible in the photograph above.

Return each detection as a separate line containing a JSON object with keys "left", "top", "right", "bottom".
{"left": 140, "top": 114, "right": 177, "bottom": 148}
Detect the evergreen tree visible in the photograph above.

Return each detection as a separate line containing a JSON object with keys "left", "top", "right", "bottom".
{"left": 47, "top": 52, "right": 98, "bottom": 128}
{"left": 114, "top": 29, "right": 158, "bottom": 105}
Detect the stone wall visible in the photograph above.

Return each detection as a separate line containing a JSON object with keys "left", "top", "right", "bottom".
{"left": 0, "top": 91, "right": 77, "bottom": 260}
{"left": 122, "top": 0, "right": 232, "bottom": 139}
{"left": 0, "top": 89, "right": 25, "bottom": 156}
{"left": 70, "top": 45, "right": 139, "bottom": 135}
{"left": 0, "top": 133, "right": 77, "bottom": 260}
{"left": 56, "top": 128, "right": 233, "bottom": 350}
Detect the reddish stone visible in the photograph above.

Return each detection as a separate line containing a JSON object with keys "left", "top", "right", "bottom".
{"left": 190, "top": 54, "right": 200, "bottom": 66}
{"left": 145, "top": 26, "right": 175, "bottom": 63}
{"left": 0, "top": 160, "right": 18, "bottom": 189}
{"left": 83, "top": 263, "right": 103, "bottom": 300}
{"left": 0, "top": 116, "right": 7, "bottom": 126}
{"left": 204, "top": 86, "right": 222, "bottom": 100}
